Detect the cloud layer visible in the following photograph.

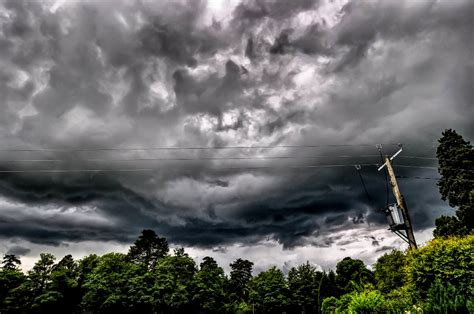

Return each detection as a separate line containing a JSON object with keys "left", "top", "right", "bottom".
{"left": 0, "top": 0, "right": 472, "bottom": 264}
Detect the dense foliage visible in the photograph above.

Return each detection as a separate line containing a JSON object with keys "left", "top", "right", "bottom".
{"left": 1, "top": 232, "right": 472, "bottom": 313}
{"left": 434, "top": 129, "right": 473, "bottom": 237}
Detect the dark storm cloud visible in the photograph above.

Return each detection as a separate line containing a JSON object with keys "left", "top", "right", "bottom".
{"left": 139, "top": 1, "right": 223, "bottom": 65}
{"left": 0, "top": 0, "right": 472, "bottom": 252}
{"left": 6, "top": 245, "right": 31, "bottom": 256}
{"left": 233, "top": 0, "right": 318, "bottom": 24}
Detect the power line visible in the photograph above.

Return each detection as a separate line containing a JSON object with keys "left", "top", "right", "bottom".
{"left": 355, "top": 166, "right": 372, "bottom": 202}
{"left": 399, "top": 156, "right": 437, "bottom": 160}
{"left": 2, "top": 160, "right": 471, "bottom": 172}
{"left": 0, "top": 154, "right": 384, "bottom": 163}
{"left": 0, "top": 163, "right": 381, "bottom": 173}
{"left": 400, "top": 156, "right": 469, "bottom": 162}
{"left": 395, "top": 165, "right": 474, "bottom": 172}
{"left": 0, "top": 143, "right": 400, "bottom": 153}
{"left": 396, "top": 176, "right": 440, "bottom": 180}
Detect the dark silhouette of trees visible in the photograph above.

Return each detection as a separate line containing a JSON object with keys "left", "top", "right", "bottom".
{"left": 127, "top": 229, "right": 169, "bottom": 269}
{"left": 2, "top": 255, "right": 21, "bottom": 271}
{"left": 228, "top": 258, "right": 254, "bottom": 305}
{"left": 434, "top": 129, "right": 473, "bottom": 237}
{"left": 0, "top": 232, "right": 472, "bottom": 313}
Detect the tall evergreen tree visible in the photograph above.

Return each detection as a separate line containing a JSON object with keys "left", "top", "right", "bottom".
{"left": 434, "top": 129, "right": 474, "bottom": 236}
{"left": 127, "top": 229, "right": 169, "bottom": 270}
{"left": 228, "top": 258, "right": 254, "bottom": 303}
{"left": 28, "top": 253, "right": 56, "bottom": 297}
{"left": 0, "top": 255, "right": 26, "bottom": 313}
{"left": 2, "top": 254, "right": 21, "bottom": 271}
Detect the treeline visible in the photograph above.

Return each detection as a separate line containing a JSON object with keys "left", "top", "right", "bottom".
{"left": 1, "top": 231, "right": 473, "bottom": 313}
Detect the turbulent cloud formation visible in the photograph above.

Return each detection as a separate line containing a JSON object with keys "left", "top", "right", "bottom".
{"left": 0, "top": 0, "right": 472, "bottom": 267}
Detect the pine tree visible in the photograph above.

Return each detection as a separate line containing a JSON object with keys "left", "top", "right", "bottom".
{"left": 434, "top": 129, "right": 473, "bottom": 237}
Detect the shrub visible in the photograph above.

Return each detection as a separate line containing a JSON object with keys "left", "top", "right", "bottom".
{"left": 347, "top": 290, "right": 386, "bottom": 313}
{"left": 384, "top": 287, "right": 413, "bottom": 313}
{"left": 424, "top": 280, "right": 473, "bottom": 314}
{"left": 335, "top": 293, "right": 353, "bottom": 312}
{"left": 321, "top": 296, "right": 337, "bottom": 314}
{"left": 407, "top": 235, "right": 474, "bottom": 300}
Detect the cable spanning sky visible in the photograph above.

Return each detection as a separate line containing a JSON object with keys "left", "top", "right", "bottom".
{"left": 0, "top": 0, "right": 472, "bottom": 271}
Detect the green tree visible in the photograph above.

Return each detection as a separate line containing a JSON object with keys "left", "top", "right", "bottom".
{"left": 335, "top": 257, "right": 373, "bottom": 294}
{"left": 434, "top": 129, "right": 474, "bottom": 237}
{"left": 249, "top": 266, "right": 289, "bottom": 314}
{"left": 374, "top": 250, "right": 406, "bottom": 293}
{"left": 2, "top": 254, "right": 21, "bottom": 271}
{"left": 287, "top": 262, "right": 319, "bottom": 313}
{"left": 152, "top": 248, "right": 197, "bottom": 313}
{"left": 0, "top": 255, "right": 26, "bottom": 313}
{"left": 319, "top": 271, "right": 339, "bottom": 304}
{"left": 193, "top": 256, "right": 227, "bottom": 313}
{"left": 76, "top": 254, "right": 99, "bottom": 287}
{"left": 28, "top": 253, "right": 56, "bottom": 297}
{"left": 43, "top": 255, "right": 80, "bottom": 313}
{"left": 228, "top": 258, "right": 254, "bottom": 303}
{"left": 81, "top": 253, "right": 142, "bottom": 313}
{"left": 127, "top": 229, "right": 169, "bottom": 270}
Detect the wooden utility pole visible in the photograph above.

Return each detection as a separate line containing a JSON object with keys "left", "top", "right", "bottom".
{"left": 384, "top": 156, "right": 417, "bottom": 249}
{"left": 378, "top": 146, "right": 417, "bottom": 250}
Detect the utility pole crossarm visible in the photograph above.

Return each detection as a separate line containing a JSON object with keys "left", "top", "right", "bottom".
{"left": 378, "top": 147, "right": 403, "bottom": 171}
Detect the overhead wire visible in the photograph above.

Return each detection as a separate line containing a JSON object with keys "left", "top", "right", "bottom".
{"left": 355, "top": 166, "right": 373, "bottom": 202}
{"left": 0, "top": 154, "right": 384, "bottom": 163}
{"left": 0, "top": 163, "right": 381, "bottom": 173}
{"left": 396, "top": 176, "right": 440, "bottom": 180}
{"left": 0, "top": 143, "right": 400, "bottom": 152}
{"left": 395, "top": 165, "right": 474, "bottom": 172}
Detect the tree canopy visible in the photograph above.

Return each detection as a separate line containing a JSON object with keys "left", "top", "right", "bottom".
{"left": 1, "top": 233, "right": 473, "bottom": 313}
{"left": 434, "top": 129, "right": 474, "bottom": 237}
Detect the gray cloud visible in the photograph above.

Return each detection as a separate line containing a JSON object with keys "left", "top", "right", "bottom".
{"left": 0, "top": 0, "right": 472, "bottom": 258}
{"left": 6, "top": 245, "right": 31, "bottom": 256}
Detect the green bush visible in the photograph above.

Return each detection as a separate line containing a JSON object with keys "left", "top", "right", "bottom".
{"left": 424, "top": 280, "right": 473, "bottom": 314}
{"left": 374, "top": 250, "right": 407, "bottom": 294}
{"left": 407, "top": 235, "right": 474, "bottom": 300}
{"left": 384, "top": 287, "right": 413, "bottom": 313}
{"left": 347, "top": 290, "right": 386, "bottom": 313}
{"left": 335, "top": 293, "right": 353, "bottom": 312}
{"left": 321, "top": 296, "right": 337, "bottom": 314}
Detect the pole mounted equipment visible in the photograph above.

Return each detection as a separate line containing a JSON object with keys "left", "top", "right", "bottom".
{"left": 378, "top": 145, "right": 418, "bottom": 250}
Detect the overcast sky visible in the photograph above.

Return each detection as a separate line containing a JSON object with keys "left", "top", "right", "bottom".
{"left": 0, "top": 0, "right": 472, "bottom": 272}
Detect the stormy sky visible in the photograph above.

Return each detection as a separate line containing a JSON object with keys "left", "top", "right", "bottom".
{"left": 0, "top": 0, "right": 473, "bottom": 271}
